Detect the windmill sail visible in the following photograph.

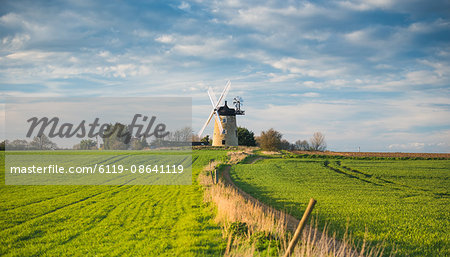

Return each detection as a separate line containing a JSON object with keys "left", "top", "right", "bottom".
{"left": 197, "top": 81, "right": 230, "bottom": 137}
{"left": 216, "top": 80, "right": 231, "bottom": 105}
{"left": 208, "top": 87, "right": 218, "bottom": 107}
{"left": 197, "top": 108, "right": 215, "bottom": 137}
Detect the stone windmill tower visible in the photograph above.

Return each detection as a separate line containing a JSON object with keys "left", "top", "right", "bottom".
{"left": 198, "top": 81, "right": 245, "bottom": 146}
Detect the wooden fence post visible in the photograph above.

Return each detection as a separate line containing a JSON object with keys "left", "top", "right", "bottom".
{"left": 214, "top": 169, "right": 218, "bottom": 184}
{"left": 283, "top": 198, "right": 317, "bottom": 257}
{"left": 210, "top": 170, "right": 215, "bottom": 184}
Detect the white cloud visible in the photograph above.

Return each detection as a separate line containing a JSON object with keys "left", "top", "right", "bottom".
{"left": 268, "top": 57, "right": 348, "bottom": 78}
{"left": 301, "top": 92, "right": 320, "bottom": 97}
{"left": 223, "top": 3, "right": 334, "bottom": 32}
{"left": 132, "top": 29, "right": 153, "bottom": 38}
{"left": 97, "top": 63, "right": 138, "bottom": 78}
{"left": 6, "top": 50, "right": 55, "bottom": 61}
{"left": 345, "top": 28, "right": 372, "bottom": 44}
{"left": 388, "top": 142, "right": 425, "bottom": 150}
{"left": 1, "top": 33, "right": 30, "bottom": 50}
{"left": 303, "top": 81, "right": 317, "bottom": 87}
{"left": 419, "top": 59, "right": 450, "bottom": 77}
{"left": 155, "top": 35, "right": 175, "bottom": 44}
{"left": 178, "top": 2, "right": 191, "bottom": 10}
{"left": 0, "top": 12, "right": 24, "bottom": 26}
{"left": 171, "top": 36, "right": 231, "bottom": 58}
{"left": 302, "top": 31, "right": 331, "bottom": 42}
{"left": 338, "top": 0, "right": 396, "bottom": 11}
{"left": 267, "top": 73, "right": 300, "bottom": 82}
{"left": 387, "top": 141, "right": 450, "bottom": 152}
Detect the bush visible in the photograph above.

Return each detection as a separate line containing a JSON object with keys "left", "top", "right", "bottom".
{"left": 257, "top": 128, "right": 282, "bottom": 151}
{"left": 237, "top": 127, "right": 257, "bottom": 146}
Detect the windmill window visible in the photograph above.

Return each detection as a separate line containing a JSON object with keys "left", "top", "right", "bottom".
{"left": 222, "top": 140, "right": 226, "bottom": 145}
{"left": 223, "top": 118, "right": 227, "bottom": 123}
{"left": 222, "top": 129, "right": 227, "bottom": 134}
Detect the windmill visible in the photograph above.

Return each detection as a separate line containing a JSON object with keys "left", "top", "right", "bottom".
{"left": 198, "top": 81, "right": 245, "bottom": 146}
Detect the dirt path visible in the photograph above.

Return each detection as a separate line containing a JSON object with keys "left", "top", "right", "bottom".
{"left": 218, "top": 156, "right": 361, "bottom": 256}
{"left": 220, "top": 158, "right": 300, "bottom": 232}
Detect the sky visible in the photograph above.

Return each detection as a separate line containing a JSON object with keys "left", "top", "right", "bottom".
{"left": 0, "top": 0, "right": 449, "bottom": 152}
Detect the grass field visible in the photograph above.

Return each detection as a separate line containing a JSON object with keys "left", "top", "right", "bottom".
{"left": 230, "top": 156, "right": 450, "bottom": 256}
{"left": 0, "top": 150, "right": 228, "bottom": 256}
{"left": 2, "top": 150, "right": 449, "bottom": 256}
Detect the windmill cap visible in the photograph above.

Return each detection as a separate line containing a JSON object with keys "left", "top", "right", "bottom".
{"left": 217, "top": 101, "right": 236, "bottom": 116}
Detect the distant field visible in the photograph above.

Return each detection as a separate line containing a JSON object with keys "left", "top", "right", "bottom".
{"left": 292, "top": 151, "right": 450, "bottom": 159}
{"left": 230, "top": 157, "right": 450, "bottom": 256}
{"left": 0, "top": 150, "right": 228, "bottom": 256}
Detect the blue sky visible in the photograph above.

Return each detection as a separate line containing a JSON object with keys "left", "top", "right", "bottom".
{"left": 1, "top": 0, "right": 449, "bottom": 152}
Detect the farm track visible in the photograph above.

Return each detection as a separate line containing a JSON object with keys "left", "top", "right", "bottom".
{"left": 219, "top": 156, "right": 362, "bottom": 256}
{"left": 221, "top": 157, "right": 303, "bottom": 231}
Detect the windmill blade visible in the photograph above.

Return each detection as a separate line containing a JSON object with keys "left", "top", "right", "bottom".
{"left": 216, "top": 80, "right": 231, "bottom": 108}
{"left": 198, "top": 81, "right": 230, "bottom": 137}
{"left": 207, "top": 87, "right": 218, "bottom": 108}
{"left": 214, "top": 111, "right": 224, "bottom": 134}
{"left": 197, "top": 108, "right": 215, "bottom": 137}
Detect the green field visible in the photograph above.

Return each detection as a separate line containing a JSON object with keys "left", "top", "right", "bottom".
{"left": 0, "top": 150, "right": 228, "bottom": 256}
{"left": 230, "top": 157, "right": 450, "bottom": 256}
{"left": 2, "top": 151, "right": 449, "bottom": 256}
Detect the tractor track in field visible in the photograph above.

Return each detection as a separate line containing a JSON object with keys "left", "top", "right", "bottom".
{"left": 0, "top": 183, "right": 125, "bottom": 211}
{"left": 338, "top": 164, "right": 448, "bottom": 198}
{"left": 1, "top": 176, "right": 137, "bottom": 213}
{"left": 325, "top": 165, "right": 383, "bottom": 186}
{"left": 21, "top": 185, "right": 163, "bottom": 254}
{"left": 1, "top": 185, "right": 131, "bottom": 231}
{"left": 326, "top": 162, "right": 445, "bottom": 198}
{"left": 42, "top": 203, "right": 118, "bottom": 254}
{"left": 1, "top": 155, "right": 141, "bottom": 212}
{"left": 0, "top": 188, "right": 96, "bottom": 212}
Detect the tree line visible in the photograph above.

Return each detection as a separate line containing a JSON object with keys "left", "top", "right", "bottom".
{"left": 3, "top": 135, "right": 57, "bottom": 150}
{"left": 235, "top": 127, "right": 327, "bottom": 151}
{"left": 1, "top": 124, "right": 326, "bottom": 152}
{"left": 2, "top": 123, "right": 193, "bottom": 151}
